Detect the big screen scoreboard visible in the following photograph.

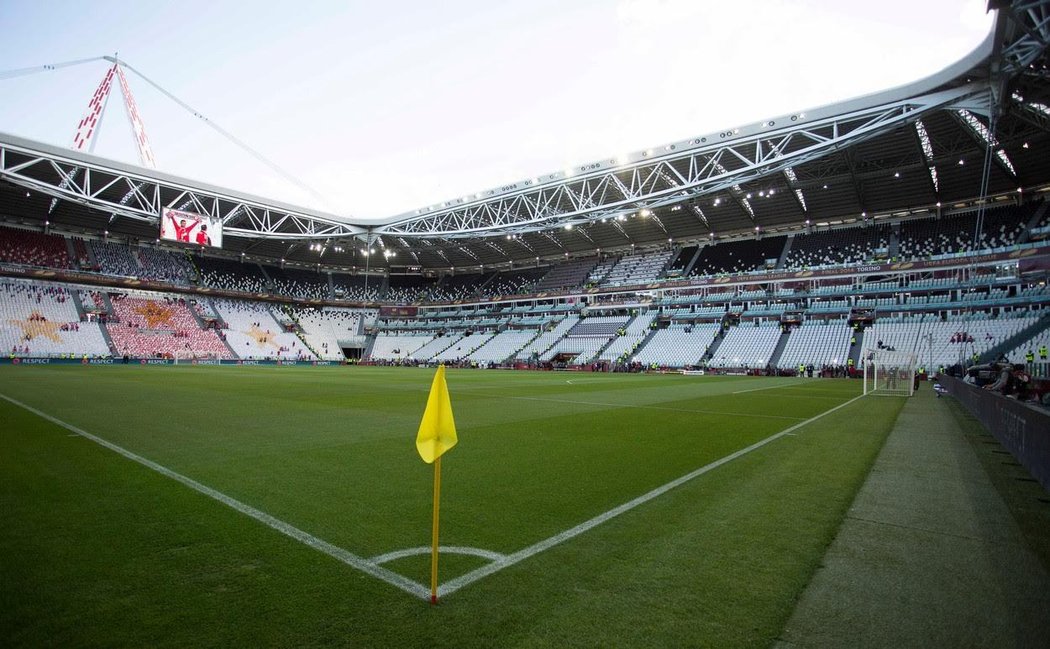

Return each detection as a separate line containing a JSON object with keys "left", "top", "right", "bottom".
{"left": 159, "top": 208, "right": 223, "bottom": 248}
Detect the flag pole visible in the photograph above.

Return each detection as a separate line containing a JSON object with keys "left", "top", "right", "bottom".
{"left": 430, "top": 455, "right": 442, "bottom": 605}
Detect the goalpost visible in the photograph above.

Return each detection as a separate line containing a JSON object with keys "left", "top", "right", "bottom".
{"left": 863, "top": 348, "right": 918, "bottom": 397}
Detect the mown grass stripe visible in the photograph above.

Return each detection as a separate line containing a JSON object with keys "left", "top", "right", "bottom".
{"left": 439, "top": 394, "right": 865, "bottom": 597}
{"left": 0, "top": 392, "right": 431, "bottom": 600}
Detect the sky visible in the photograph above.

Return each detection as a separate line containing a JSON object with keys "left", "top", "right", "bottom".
{"left": 0, "top": 0, "right": 994, "bottom": 222}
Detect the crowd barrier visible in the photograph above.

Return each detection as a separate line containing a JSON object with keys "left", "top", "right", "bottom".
{"left": 940, "top": 375, "right": 1050, "bottom": 492}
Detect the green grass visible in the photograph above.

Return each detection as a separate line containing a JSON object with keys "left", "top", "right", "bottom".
{"left": 0, "top": 366, "right": 904, "bottom": 647}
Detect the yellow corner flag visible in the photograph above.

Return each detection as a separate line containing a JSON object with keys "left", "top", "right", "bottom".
{"left": 416, "top": 364, "right": 458, "bottom": 464}
{"left": 417, "top": 364, "right": 457, "bottom": 604}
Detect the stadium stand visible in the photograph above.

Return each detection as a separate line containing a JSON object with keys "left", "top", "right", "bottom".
{"left": 599, "top": 250, "right": 674, "bottom": 286}
{"left": 87, "top": 239, "right": 141, "bottom": 277}
{"left": 632, "top": 323, "right": 720, "bottom": 367}
{"left": 136, "top": 247, "right": 195, "bottom": 284}
{"left": 516, "top": 315, "right": 579, "bottom": 360}
{"left": 0, "top": 280, "right": 110, "bottom": 357}
{"left": 267, "top": 267, "right": 332, "bottom": 300}
{"left": 599, "top": 311, "right": 658, "bottom": 361}
{"left": 105, "top": 292, "right": 233, "bottom": 359}
{"left": 369, "top": 332, "right": 435, "bottom": 361}
{"left": 707, "top": 322, "right": 781, "bottom": 369}
{"left": 533, "top": 258, "right": 598, "bottom": 292}
{"left": 428, "top": 273, "right": 492, "bottom": 302}
{"left": 384, "top": 275, "right": 431, "bottom": 304}
{"left": 195, "top": 256, "right": 267, "bottom": 293}
{"left": 210, "top": 298, "right": 315, "bottom": 360}
{"left": 331, "top": 274, "right": 380, "bottom": 302}
{"left": 541, "top": 315, "right": 629, "bottom": 362}
{"left": 467, "top": 329, "right": 538, "bottom": 365}
{"left": 690, "top": 237, "right": 786, "bottom": 276}
{"left": 432, "top": 331, "right": 497, "bottom": 362}
{"left": 291, "top": 306, "right": 372, "bottom": 360}
{"left": 0, "top": 226, "right": 72, "bottom": 269}
{"left": 897, "top": 204, "right": 1033, "bottom": 260}
{"left": 411, "top": 333, "right": 465, "bottom": 360}
{"left": 776, "top": 320, "right": 852, "bottom": 370}
{"left": 484, "top": 268, "right": 545, "bottom": 297}
{"left": 664, "top": 246, "right": 698, "bottom": 277}
{"left": 586, "top": 256, "right": 619, "bottom": 286}
{"left": 785, "top": 226, "right": 891, "bottom": 269}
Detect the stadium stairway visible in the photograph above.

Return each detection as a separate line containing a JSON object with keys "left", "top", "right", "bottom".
{"left": 69, "top": 290, "right": 89, "bottom": 321}
{"left": 281, "top": 307, "right": 322, "bottom": 358}
{"left": 589, "top": 314, "right": 639, "bottom": 362}
{"left": 767, "top": 327, "right": 791, "bottom": 368}
{"left": 63, "top": 237, "right": 79, "bottom": 268}
{"left": 506, "top": 328, "right": 544, "bottom": 362}
{"left": 1017, "top": 199, "right": 1048, "bottom": 245}
{"left": 701, "top": 326, "right": 726, "bottom": 362}
{"left": 776, "top": 236, "right": 794, "bottom": 269}
{"left": 96, "top": 291, "right": 116, "bottom": 318}
{"left": 680, "top": 246, "right": 703, "bottom": 277}
{"left": 187, "top": 302, "right": 211, "bottom": 330}
{"left": 362, "top": 333, "right": 377, "bottom": 359}
{"left": 847, "top": 329, "right": 865, "bottom": 367}
{"left": 776, "top": 388, "right": 1050, "bottom": 647}
{"left": 630, "top": 324, "right": 663, "bottom": 360}
{"left": 979, "top": 311, "right": 1050, "bottom": 364}
{"left": 888, "top": 226, "right": 900, "bottom": 259}
{"left": 257, "top": 264, "right": 273, "bottom": 291}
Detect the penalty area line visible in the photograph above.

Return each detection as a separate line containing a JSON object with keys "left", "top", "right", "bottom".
{"left": 439, "top": 393, "right": 866, "bottom": 598}
{"left": 0, "top": 393, "right": 430, "bottom": 601}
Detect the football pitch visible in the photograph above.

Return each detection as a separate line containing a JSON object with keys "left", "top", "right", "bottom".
{"left": 0, "top": 366, "right": 905, "bottom": 647}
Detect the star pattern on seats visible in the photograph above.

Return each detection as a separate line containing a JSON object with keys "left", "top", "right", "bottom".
{"left": 134, "top": 302, "right": 174, "bottom": 328}
{"left": 8, "top": 311, "right": 64, "bottom": 342}
{"left": 246, "top": 324, "right": 280, "bottom": 348}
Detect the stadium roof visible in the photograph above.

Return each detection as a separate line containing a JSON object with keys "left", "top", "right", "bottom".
{"left": 1, "top": 0, "right": 1049, "bottom": 274}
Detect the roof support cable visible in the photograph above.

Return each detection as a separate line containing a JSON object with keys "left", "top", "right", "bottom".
{"left": 107, "top": 57, "right": 333, "bottom": 210}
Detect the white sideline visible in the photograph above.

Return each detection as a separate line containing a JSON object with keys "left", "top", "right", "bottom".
{"left": 438, "top": 393, "right": 865, "bottom": 597}
{"left": 2, "top": 390, "right": 864, "bottom": 601}
{"left": 0, "top": 393, "right": 430, "bottom": 600}
{"left": 731, "top": 382, "right": 800, "bottom": 394}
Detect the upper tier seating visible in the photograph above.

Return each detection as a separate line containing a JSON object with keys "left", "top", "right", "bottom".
{"left": 331, "top": 274, "right": 380, "bottom": 302}
{"left": 384, "top": 275, "right": 431, "bottom": 304}
{"left": 600, "top": 250, "right": 674, "bottom": 287}
{"left": 534, "top": 258, "right": 598, "bottom": 292}
{"left": 784, "top": 226, "right": 891, "bottom": 269}
{"left": 484, "top": 269, "right": 545, "bottom": 297}
{"left": 690, "top": 237, "right": 786, "bottom": 277}
{"left": 195, "top": 257, "right": 267, "bottom": 293}
{"left": 897, "top": 204, "right": 1033, "bottom": 259}
{"left": 266, "top": 267, "right": 332, "bottom": 300}
{"left": 0, "top": 226, "right": 72, "bottom": 269}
